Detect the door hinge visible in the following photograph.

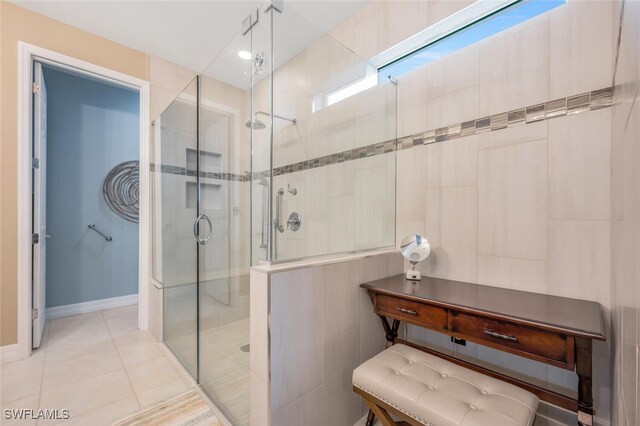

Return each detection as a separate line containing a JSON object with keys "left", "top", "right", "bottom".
{"left": 32, "top": 308, "right": 38, "bottom": 320}
{"left": 32, "top": 158, "right": 40, "bottom": 169}
{"left": 32, "top": 233, "right": 39, "bottom": 244}
{"left": 32, "top": 82, "right": 40, "bottom": 94}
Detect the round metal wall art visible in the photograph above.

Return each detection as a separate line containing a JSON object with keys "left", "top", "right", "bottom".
{"left": 103, "top": 160, "right": 139, "bottom": 223}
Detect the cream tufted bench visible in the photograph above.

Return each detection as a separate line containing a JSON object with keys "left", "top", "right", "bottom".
{"left": 353, "top": 344, "right": 539, "bottom": 426}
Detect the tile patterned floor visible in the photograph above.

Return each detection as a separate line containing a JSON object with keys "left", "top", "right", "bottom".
{"left": 199, "top": 317, "right": 250, "bottom": 426}
{"left": 0, "top": 305, "right": 196, "bottom": 426}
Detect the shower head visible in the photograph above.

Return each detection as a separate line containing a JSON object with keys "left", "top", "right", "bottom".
{"left": 245, "top": 119, "right": 266, "bottom": 130}
{"left": 245, "top": 111, "right": 297, "bottom": 130}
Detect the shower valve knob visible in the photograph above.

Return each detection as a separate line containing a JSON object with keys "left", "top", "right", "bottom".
{"left": 287, "top": 212, "right": 302, "bottom": 232}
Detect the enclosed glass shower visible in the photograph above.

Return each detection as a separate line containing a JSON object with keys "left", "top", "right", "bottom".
{"left": 151, "top": 3, "right": 396, "bottom": 424}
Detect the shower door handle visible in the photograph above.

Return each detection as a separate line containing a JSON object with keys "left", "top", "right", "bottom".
{"left": 193, "top": 213, "right": 213, "bottom": 245}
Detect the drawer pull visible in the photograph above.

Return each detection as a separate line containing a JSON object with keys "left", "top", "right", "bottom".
{"left": 483, "top": 329, "right": 518, "bottom": 342}
{"left": 395, "top": 307, "right": 418, "bottom": 316}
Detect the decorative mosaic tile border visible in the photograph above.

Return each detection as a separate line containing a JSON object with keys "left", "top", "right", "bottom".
{"left": 152, "top": 86, "right": 613, "bottom": 181}
{"left": 395, "top": 86, "right": 613, "bottom": 149}
{"left": 149, "top": 163, "right": 249, "bottom": 182}
{"left": 275, "top": 86, "right": 613, "bottom": 176}
{"left": 271, "top": 139, "right": 396, "bottom": 176}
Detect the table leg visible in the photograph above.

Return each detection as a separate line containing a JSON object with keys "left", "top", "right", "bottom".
{"left": 378, "top": 315, "right": 399, "bottom": 343}
{"left": 576, "top": 338, "right": 594, "bottom": 426}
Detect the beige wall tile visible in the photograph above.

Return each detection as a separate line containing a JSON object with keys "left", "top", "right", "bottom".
{"left": 478, "top": 256, "right": 547, "bottom": 294}
{"left": 359, "top": 284, "right": 387, "bottom": 363}
{"left": 250, "top": 372, "right": 270, "bottom": 426}
{"left": 425, "top": 186, "right": 478, "bottom": 282}
{"left": 426, "top": 0, "right": 475, "bottom": 28}
{"left": 151, "top": 86, "right": 181, "bottom": 122}
{"left": 479, "top": 138, "right": 547, "bottom": 260}
{"left": 150, "top": 55, "right": 178, "bottom": 91}
{"left": 323, "top": 261, "right": 360, "bottom": 342}
{"left": 322, "top": 328, "right": 362, "bottom": 426}
{"left": 427, "top": 85, "right": 480, "bottom": 130}
{"left": 270, "top": 267, "right": 324, "bottom": 412}
{"left": 547, "top": 220, "right": 611, "bottom": 308}
{"left": 479, "top": 19, "right": 550, "bottom": 116}
{"left": 426, "top": 46, "right": 479, "bottom": 99}
{"left": 397, "top": 67, "right": 428, "bottom": 137}
{"left": 249, "top": 271, "right": 269, "bottom": 382}
{"left": 548, "top": 109, "right": 611, "bottom": 221}
{"left": 397, "top": 145, "right": 427, "bottom": 222}
{"left": 178, "top": 66, "right": 197, "bottom": 93}
{"left": 271, "top": 386, "right": 324, "bottom": 426}
{"left": 478, "top": 120, "right": 547, "bottom": 150}
{"left": 549, "top": 0, "right": 613, "bottom": 99}
{"left": 426, "top": 135, "right": 478, "bottom": 189}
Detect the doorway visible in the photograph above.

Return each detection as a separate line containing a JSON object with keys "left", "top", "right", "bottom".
{"left": 17, "top": 42, "right": 150, "bottom": 360}
{"left": 31, "top": 62, "right": 141, "bottom": 348}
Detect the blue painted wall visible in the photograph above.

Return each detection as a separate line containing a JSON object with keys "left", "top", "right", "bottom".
{"left": 43, "top": 65, "right": 140, "bottom": 308}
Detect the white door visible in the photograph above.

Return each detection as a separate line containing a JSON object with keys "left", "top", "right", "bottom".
{"left": 32, "top": 62, "right": 47, "bottom": 349}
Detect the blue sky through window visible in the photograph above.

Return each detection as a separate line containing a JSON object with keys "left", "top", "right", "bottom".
{"left": 379, "top": 0, "right": 566, "bottom": 81}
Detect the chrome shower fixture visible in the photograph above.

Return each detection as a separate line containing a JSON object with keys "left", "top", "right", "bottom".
{"left": 245, "top": 51, "right": 265, "bottom": 78}
{"left": 244, "top": 111, "right": 297, "bottom": 129}
{"left": 245, "top": 118, "right": 267, "bottom": 130}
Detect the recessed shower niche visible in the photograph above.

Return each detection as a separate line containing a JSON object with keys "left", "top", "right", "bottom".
{"left": 186, "top": 148, "right": 221, "bottom": 175}
{"left": 186, "top": 181, "right": 221, "bottom": 210}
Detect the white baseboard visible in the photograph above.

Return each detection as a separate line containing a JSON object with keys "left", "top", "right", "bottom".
{"left": 46, "top": 294, "right": 138, "bottom": 320}
{"left": 0, "top": 344, "right": 20, "bottom": 364}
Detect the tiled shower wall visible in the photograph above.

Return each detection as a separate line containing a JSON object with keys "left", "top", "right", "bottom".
{"left": 610, "top": 0, "right": 640, "bottom": 425}
{"left": 251, "top": 31, "right": 397, "bottom": 261}
{"left": 250, "top": 251, "right": 404, "bottom": 426}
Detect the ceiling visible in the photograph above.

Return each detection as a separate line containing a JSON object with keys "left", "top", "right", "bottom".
{"left": 10, "top": 1, "right": 369, "bottom": 88}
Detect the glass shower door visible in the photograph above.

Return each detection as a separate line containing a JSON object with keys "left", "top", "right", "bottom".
{"left": 155, "top": 6, "right": 267, "bottom": 424}
{"left": 153, "top": 78, "right": 199, "bottom": 378}
{"left": 196, "top": 13, "right": 260, "bottom": 424}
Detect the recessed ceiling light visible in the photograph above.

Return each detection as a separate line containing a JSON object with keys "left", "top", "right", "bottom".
{"left": 238, "top": 51, "right": 252, "bottom": 60}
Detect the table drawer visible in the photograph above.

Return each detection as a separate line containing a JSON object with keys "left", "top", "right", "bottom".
{"left": 450, "top": 311, "right": 569, "bottom": 364}
{"left": 376, "top": 295, "right": 448, "bottom": 329}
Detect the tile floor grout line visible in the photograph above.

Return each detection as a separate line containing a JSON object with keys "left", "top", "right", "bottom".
{"left": 45, "top": 312, "right": 113, "bottom": 350}
{"left": 103, "top": 308, "right": 144, "bottom": 410}
{"left": 44, "top": 310, "right": 139, "bottom": 423}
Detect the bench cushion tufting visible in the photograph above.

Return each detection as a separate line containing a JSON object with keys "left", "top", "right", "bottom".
{"left": 353, "top": 344, "right": 539, "bottom": 426}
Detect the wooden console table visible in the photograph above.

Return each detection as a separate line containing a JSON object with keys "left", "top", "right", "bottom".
{"left": 361, "top": 275, "right": 606, "bottom": 426}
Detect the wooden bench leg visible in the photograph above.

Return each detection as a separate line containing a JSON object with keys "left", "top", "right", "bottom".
{"left": 365, "top": 400, "right": 397, "bottom": 426}
{"left": 366, "top": 409, "right": 376, "bottom": 426}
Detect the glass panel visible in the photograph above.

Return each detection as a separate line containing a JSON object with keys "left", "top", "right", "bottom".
{"left": 153, "top": 77, "right": 199, "bottom": 378}
{"left": 197, "top": 8, "right": 262, "bottom": 424}
{"left": 262, "top": 4, "right": 397, "bottom": 261}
